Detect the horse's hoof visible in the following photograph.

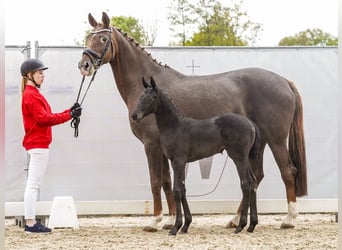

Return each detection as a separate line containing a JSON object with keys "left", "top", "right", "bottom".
{"left": 226, "top": 221, "right": 238, "bottom": 228}
{"left": 280, "top": 215, "right": 296, "bottom": 229}
{"left": 234, "top": 227, "right": 242, "bottom": 234}
{"left": 280, "top": 223, "right": 295, "bottom": 229}
{"left": 162, "top": 224, "right": 173, "bottom": 230}
{"left": 225, "top": 215, "right": 240, "bottom": 228}
{"left": 162, "top": 215, "right": 176, "bottom": 230}
{"left": 143, "top": 226, "right": 158, "bottom": 232}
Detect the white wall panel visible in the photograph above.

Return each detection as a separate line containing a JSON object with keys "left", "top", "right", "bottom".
{"left": 5, "top": 46, "right": 338, "bottom": 204}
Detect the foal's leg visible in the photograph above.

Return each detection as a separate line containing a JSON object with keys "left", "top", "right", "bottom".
{"left": 231, "top": 157, "right": 252, "bottom": 233}
{"left": 180, "top": 179, "right": 192, "bottom": 233}
{"left": 247, "top": 183, "right": 258, "bottom": 232}
{"left": 227, "top": 141, "right": 266, "bottom": 228}
{"left": 269, "top": 141, "right": 298, "bottom": 228}
{"left": 169, "top": 158, "right": 187, "bottom": 236}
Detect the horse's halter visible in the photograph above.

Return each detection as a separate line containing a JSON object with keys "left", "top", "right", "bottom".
{"left": 73, "top": 28, "right": 114, "bottom": 138}
{"left": 82, "top": 27, "right": 114, "bottom": 70}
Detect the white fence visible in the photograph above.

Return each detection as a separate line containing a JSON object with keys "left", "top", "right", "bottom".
{"left": 5, "top": 44, "right": 338, "bottom": 215}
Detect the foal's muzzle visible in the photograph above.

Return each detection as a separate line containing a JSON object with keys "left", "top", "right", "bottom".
{"left": 131, "top": 113, "right": 139, "bottom": 122}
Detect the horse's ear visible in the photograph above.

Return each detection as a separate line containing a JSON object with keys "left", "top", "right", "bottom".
{"left": 102, "top": 12, "right": 110, "bottom": 28}
{"left": 88, "top": 13, "right": 98, "bottom": 28}
{"left": 142, "top": 77, "right": 149, "bottom": 89}
{"left": 150, "top": 77, "right": 156, "bottom": 90}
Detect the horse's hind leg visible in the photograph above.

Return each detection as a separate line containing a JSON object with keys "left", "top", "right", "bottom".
{"left": 269, "top": 141, "right": 298, "bottom": 228}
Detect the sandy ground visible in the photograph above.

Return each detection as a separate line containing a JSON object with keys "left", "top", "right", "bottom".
{"left": 5, "top": 213, "right": 337, "bottom": 250}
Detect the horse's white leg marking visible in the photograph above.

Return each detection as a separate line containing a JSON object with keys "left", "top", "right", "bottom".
{"left": 154, "top": 211, "right": 163, "bottom": 223}
{"left": 281, "top": 201, "right": 298, "bottom": 229}
{"left": 163, "top": 214, "right": 176, "bottom": 227}
{"left": 144, "top": 211, "right": 163, "bottom": 232}
{"left": 225, "top": 213, "right": 241, "bottom": 228}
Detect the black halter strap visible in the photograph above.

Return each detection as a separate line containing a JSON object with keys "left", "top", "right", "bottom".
{"left": 82, "top": 28, "right": 113, "bottom": 69}
{"left": 72, "top": 28, "right": 113, "bottom": 138}
{"left": 71, "top": 70, "right": 98, "bottom": 137}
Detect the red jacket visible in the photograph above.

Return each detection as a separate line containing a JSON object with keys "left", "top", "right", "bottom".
{"left": 22, "top": 85, "right": 72, "bottom": 150}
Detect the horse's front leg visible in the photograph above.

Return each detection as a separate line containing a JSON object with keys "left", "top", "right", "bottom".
{"left": 169, "top": 158, "right": 186, "bottom": 236}
{"left": 143, "top": 142, "right": 166, "bottom": 232}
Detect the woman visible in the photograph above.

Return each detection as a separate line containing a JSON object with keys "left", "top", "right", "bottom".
{"left": 20, "top": 58, "right": 82, "bottom": 233}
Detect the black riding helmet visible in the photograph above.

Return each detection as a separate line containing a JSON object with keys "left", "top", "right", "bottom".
{"left": 20, "top": 58, "right": 48, "bottom": 77}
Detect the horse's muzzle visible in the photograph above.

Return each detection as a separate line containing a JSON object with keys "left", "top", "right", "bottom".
{"left": 78, "top": 60, "right": 94, "bottom": 76}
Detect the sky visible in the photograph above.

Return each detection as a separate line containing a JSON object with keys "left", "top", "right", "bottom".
{"left": 5, "top": 0, "right": 338, "bottom": 46}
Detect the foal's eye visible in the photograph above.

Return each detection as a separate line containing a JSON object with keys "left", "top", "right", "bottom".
{"left": 100, "top": 37, "right": 108, "bottom": 43}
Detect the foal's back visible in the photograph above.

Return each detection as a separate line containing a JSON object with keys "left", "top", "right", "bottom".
{"left": 161, "top": 113, "right": 256, "bottom": 163}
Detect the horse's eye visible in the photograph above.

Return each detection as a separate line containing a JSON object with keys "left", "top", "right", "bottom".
{"left": 100, "top": 37, "right": 108, "bottom": 43}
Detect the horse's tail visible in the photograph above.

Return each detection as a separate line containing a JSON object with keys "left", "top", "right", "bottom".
{"left": 288, "top": 80, "right": 307, "bottom": 197}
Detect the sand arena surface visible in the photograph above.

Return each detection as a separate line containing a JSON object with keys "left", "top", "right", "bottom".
{"left": 5, "top": 213, "right": 337, "bottom": 250}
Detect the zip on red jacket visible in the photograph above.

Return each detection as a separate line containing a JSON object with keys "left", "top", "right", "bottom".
{"left": 22, "top": 85, "right": 72, "bottom": 150}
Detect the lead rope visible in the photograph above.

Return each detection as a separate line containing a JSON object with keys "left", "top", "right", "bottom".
{"left": 71, "top": 70, "right": 97, "bottom": 137}
{"left": 188, "top": 154, "right": 229, "bottom": 197}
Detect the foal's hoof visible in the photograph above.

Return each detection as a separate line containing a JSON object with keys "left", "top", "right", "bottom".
{"left": 180, "top": 226, "right": 189, "bottom": 234}
{"left": 168, "top": 229, "right": 177, "bottom": 236}
{"left": 247, "top": 225, "right": 256, "bottom": 233}
{"left": 143, "top": 226, "right": 158, "bottom": 232}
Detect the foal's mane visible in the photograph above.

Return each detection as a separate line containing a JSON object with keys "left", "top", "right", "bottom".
{"left": 157, "top": 87, "right": 185, "bottom": 118}
{"left": 113, "top": 26, "right": 170, "bottom": 68}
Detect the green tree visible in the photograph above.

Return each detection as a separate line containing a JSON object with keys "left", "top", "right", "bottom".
{"left": 111, "top": 16, "right": 156, "bottom": 45}
{"left": 168, "top": 0, "right": 197, "bottom": 45}
{"left": 278, "top": 28, "right": 338, "bottom": 46}
{"left": 169, "top": 0, "right": 262, "bottom": 46}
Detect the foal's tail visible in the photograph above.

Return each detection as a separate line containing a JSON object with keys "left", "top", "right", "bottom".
{"left": 288, "top": 80, "right": 307, "bottom": 197}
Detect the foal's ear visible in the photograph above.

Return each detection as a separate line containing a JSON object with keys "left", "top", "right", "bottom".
{"left": 88, "top": 13, "right": 98, "bottom": 28}
{"left": 142, "top": 77, "right": 149, "bottom": 89}
{"left": 102, "top": 12, "right": 110, "bottom": 28}
{"left": 150, "top": 77, "right": 156, "bottom": 90}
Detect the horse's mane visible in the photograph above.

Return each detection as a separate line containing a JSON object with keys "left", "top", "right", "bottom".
{"left": 113, "top": 26, "right": 170, "bottom": 69}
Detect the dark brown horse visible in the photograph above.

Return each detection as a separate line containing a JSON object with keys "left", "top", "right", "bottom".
{"left": 132, "top": 77, "right": 259, "bottom": 235}
{"left": 78, "top": 12, "right": 307, "bottom": 232}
